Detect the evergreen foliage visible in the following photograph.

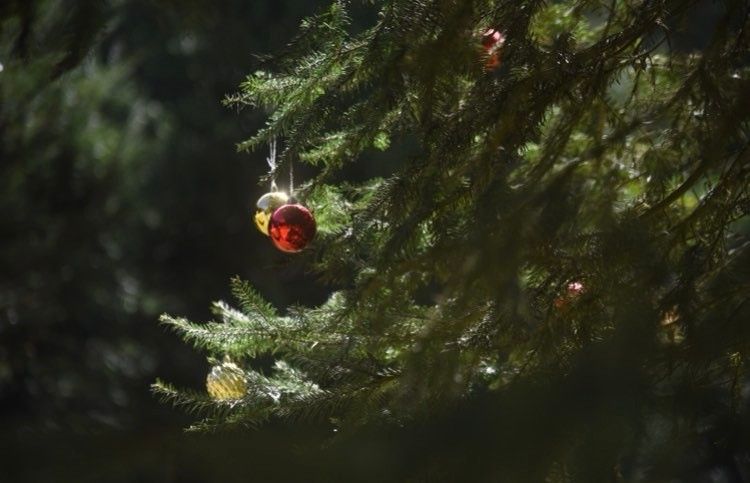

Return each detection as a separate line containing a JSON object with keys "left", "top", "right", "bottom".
{"left": 0, "top": 0, "right": 167, "bottom": 431}
{"left": 157, "top": 0, "right": 750, "bottom": 479}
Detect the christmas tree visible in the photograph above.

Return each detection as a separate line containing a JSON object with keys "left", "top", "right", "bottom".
{"left": 155, "top": 0, "right": 750, "bottom": 479}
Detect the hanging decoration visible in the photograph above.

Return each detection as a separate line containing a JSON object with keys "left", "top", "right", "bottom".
{"left": 255, "top": 191, "right": 290, "bottom": 235}
{"left": 254, "top": 138, "right": 290, "bottom": 235}
{"left": 481, "top": 28, "right": 506, "bottom": 71}
{"left": 269, "top": 203, "right": 317, "bottom": 253}
{"left": 253, "top": 137, "right": 316, "bottom": 252}
{"left": 554, "top": 280, "right": 585, "bottom": 310}
{"left": 206, "top": 357, "right": 248, "bottom": 401}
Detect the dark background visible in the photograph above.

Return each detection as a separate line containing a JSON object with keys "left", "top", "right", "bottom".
{"left": 0, "top": 1, "right": 352, "bottom": 480}
{"left": 0, "top": 1, "right": 728, "bottom": 481}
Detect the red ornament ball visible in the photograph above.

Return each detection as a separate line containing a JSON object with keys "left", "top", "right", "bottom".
{"left": 481, "top": 29, "right": 506, "bottom": 51}
{"left": 268, "top": 204, "right": 317, "bottom": 253}
{"left": 566, "top": 281, "right": 585, "bottom": 296}
{"left": 553, "top": 281, "right": 586, "bottom": 310}
{"left": 480, "top": 28, "right": 506, "bottom": 71}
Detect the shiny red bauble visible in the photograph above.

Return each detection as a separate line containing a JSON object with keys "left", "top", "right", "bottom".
{"left": 268, "top": 204, "right": 317, "bottom": 253}
{"left": 481, "top": 29, "right": 504, "bottom": 50}
{"left": 480, "top": 28, "right": 506, "bottom": 72}
{"left": 553, "top": 281, "right": 586, "bottom": 310}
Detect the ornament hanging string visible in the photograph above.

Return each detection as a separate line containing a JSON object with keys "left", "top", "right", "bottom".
{"left": 266, "top": 136, "right": 278, "bottom": 192}
{"left": 289, "top": 156, "right": 294, "bottom": 197}
{"left": 266, "top": 136, "right": 293, "bottom": 196}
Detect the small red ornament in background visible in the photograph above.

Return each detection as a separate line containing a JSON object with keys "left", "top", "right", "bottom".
{"left": 554, "top": 281, "right": 585, "bottom": 310}
{"left": 268, "top": 204, "right": 317, "bottom": 253}
{"left": 566, "top": 281, "right": 585, "bottom": 296}
{"left": 481, "top": 29, "right": 504, "bottom": 50}
{"left": 481, "top": 28, "right": 506, "bottom": 72}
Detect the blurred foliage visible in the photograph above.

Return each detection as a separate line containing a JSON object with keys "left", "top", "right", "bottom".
{"left": 1, "top": 0, "right": 168, "bottom": 433}
{"left": 0, "top": 0, "right": 341, "bottom": 480}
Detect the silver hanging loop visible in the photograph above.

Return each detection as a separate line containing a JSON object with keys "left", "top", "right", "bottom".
{"left": 266, "top": 136, "right": 277, "bottom": 191}
{"left": 289, "top": 157, "right": 294, "bottom": 197}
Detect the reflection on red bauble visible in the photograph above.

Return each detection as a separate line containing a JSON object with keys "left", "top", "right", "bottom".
{"left": 268, "top": 204, "right": 317, "bottom": 253}
{"left": 481, "top": 29, "right": 504, "bottom": 50}
{"left": 553, "top": 281, "right": 586, "bottom": 310}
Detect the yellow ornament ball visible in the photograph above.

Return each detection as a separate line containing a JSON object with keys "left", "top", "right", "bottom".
{"left": 254, "top": 191, "right": 289, "bottom": 235}
{"left": 206, "top": 360, "right": 247, "bottom": 401}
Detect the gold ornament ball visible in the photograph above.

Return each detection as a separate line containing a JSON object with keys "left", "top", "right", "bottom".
{"left": 254, "top": 191, "right": 289, "bottom": 235}
{"left": 206, "top": 361, "right": 247, "bottom": 401}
